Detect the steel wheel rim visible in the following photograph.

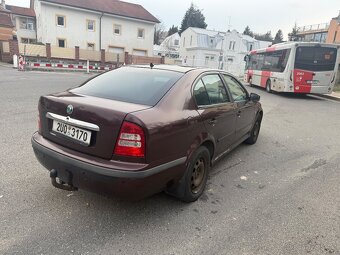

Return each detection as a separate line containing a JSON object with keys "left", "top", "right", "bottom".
{"left": 191, "top": 157, "right": 205, "bottom": 194}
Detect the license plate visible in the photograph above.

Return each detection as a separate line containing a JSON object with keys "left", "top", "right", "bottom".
{"left": 52, "top": 120, "right": 92, "bottom": 146}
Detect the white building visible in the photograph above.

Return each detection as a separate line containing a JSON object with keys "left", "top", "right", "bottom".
{"left": 179, "top": 27, "right": 272, "bottom": 76}
{"left": 179, "top": 27, "right": 225, "bottom": 69}
{"left": 153, "top": 32, "right": 180, "bottom": 58}
{"left": 222, "top": 30, "right": 272, "bottom": 76}
{"left": 31, "top": 0, "right": 159, "bottom": 56}
{"left": 5, "top": 4, "right": 36, "bottom": 43}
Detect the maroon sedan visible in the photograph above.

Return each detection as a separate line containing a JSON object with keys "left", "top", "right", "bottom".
{"left": 32, "top": 65, "right": 262, "bottom": 202}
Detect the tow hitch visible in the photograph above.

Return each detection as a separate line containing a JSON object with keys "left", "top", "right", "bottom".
{"left": 50, "top": 169, "right": 78, "bottom": 191}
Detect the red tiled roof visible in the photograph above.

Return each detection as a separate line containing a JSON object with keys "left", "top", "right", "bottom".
{"left": 41, "top": 0, "right": 159, "bottom": 23}
{"left": 0, "top": 12, "right": 14, "bottom": 27}
{"left": 6, "top": 5, "right": 36, "bottom": 17}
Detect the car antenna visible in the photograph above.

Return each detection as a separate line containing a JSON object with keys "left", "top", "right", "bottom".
{"left": 150, "top": 63, "right": 154, "bottom": 69}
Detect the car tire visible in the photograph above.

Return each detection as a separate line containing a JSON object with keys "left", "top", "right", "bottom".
{"left": 168, "top": 146, "right": 210, "bottom": 203}
{"left": 265, "top": 79, "right": 272, "bottom": 93}
{"left": 244, "top": 115, "right": 262, "bottom": 145}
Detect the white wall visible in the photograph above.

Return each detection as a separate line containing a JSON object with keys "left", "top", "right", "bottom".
{"left": 35, "top": 0, "right": 155, "bottom": 56}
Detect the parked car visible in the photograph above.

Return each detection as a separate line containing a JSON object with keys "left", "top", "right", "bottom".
{"left": 31, "top": 65, "right": 263, "bottom": 202}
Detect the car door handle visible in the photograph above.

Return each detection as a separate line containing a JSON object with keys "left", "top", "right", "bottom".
{"left": 208, "top": 119, "right": 217, "bottom": 125}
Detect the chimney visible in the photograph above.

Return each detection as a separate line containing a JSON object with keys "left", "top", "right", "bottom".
{"left": 1, "top": 0, "right": 5, "bottom": 9}
{"left": 30, "top": 0, "right": 34, "bottom": 9}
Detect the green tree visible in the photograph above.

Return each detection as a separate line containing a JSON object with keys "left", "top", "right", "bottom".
{"left": 154, "top": 22, "right": 165, "bottom": 45}
{"left": 254, "top": 31, "right": 273, "bottom": 42}
{"left": 273, "top": 29, "right": 284, "bottom": 44}
{"left": 180, "top": 3, "right": 207, "bottom": 34}
{"left": 243, "top": 26, "right": 254, "bottom": 37}
{"left": 288, "top": 23, "right": 299, "bottom": 41}
{"left": 168, "top": 25, "right": 179, "bottom": 36}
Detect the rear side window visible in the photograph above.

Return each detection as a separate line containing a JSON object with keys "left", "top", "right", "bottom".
{"left": 201, "top": 74, "right": 230, "bottom": 104}
{"left": 193, "top": 79, "right": 210, "bottom": 106}
{"left": 72, "top": 67, "right": 183, "bottom": 106}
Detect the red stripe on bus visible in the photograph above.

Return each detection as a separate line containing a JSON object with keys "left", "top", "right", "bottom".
{"left": 266, "top": 47, "right": 276, "bottom": 52}
{"left": 34, "top": 63, "right": 40, "bottom": 67}
{"left": 250, "top": 50, "right": 257, "bottom": 54}
{"left": 45, "top": 63, "right": 52, "bottom": 67}
{"left": 293, "top": 69, "right": 313, "bottom": 93}
{"left": 261, "top": 71, "right": 271, "bottom": 87}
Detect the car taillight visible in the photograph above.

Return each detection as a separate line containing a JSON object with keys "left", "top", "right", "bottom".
{"left": 114, "top": 121, "right": 145, "bottom": 158}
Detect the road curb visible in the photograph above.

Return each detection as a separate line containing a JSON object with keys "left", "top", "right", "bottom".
{"left": 312, "top": 93, "right": 340, "bottom": 102}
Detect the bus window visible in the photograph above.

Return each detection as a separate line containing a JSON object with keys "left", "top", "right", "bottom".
{"left": 295, "top": 46, "right": 337, "bottom": 71}
{"left": 279, "top": 49, "right": 291, "bottom": 72}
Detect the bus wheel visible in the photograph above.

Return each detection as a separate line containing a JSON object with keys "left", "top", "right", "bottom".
{"left": 266, "top": 79, "right": 272, "bottom": 93}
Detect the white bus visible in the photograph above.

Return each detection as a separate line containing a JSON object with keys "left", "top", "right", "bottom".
{"left": 244, "top": 42, "right": 339, "bottom": 94}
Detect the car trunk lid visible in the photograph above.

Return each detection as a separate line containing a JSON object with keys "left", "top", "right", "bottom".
{"left": 39, "top": 91, "right": 151, "bottom": 160}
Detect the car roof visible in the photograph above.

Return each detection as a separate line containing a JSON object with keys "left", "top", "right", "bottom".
{"left": 127, "top": 64, "right": 200, "bottom": 73}
{"left": 123, "top": 65, "right": 238, "bottom": 79}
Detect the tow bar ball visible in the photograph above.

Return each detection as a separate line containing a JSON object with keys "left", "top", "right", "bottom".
{"left": 50, "top": 169, "right": 78, "bottom": 191}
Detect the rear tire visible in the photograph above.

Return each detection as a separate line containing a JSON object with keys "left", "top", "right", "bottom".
{"left": 169, "top": 146, "right": 210, "bottom": 203}
{"left": 265, "top": 79, "right": 272, "bottom": 93}
{"left": 244, "top": 115, "right": 262, "bottom": 145}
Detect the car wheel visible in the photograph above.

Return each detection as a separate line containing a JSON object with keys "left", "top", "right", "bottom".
{"left": 265, "top": 79, "right": 272, "bottom": 93}
{"left": 168, "top": 146, "right": 210, "bottom": 202}
{"left": 244, "top": 115, "right": 262, "bottom": 145}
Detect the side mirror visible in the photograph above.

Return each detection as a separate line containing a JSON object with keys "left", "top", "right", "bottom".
{"left": 249, "top": 93, "right": 260, "bottom": 102}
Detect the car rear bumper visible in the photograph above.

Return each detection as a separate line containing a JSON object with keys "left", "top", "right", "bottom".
{"left": 31, "top": 132, "right": 186, "bottom": 199}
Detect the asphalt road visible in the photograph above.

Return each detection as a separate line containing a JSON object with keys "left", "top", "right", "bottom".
{"left": 0, "top": 66, "right": 339, "bottom": 255}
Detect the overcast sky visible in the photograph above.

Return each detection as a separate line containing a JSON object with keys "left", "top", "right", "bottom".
{"left": 5, "top": 0, "right": 339, "bottom": 39}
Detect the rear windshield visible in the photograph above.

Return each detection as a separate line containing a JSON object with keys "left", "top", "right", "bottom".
{"left": 72, "top": 67, "right": 184, "bottom": 106}
{"left": 295, "top": 46, "right": 337, "bottom": 71}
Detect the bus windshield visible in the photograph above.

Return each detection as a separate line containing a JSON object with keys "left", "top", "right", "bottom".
{"left": 295, "top": 46, "right": 337, "bottom": 72}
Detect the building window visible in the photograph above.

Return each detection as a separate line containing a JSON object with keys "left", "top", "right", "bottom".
{"left": 137, "top": 28, "right": 145, "bottom": 39}
{"left": 87, "top": 20, "right": 95, "bottom": 31}
{"left": 133, "top": 49, "right": 147, "bottom": 56}
{"left": 174, "top": 39, "right": 179, "bottom": 46}
{"left": 183, "top": 37, "right": 186, "bottom": 47}
{"left": 56, "top": 15, "right": 66, "bottom": 27}
{"left": 249, "top": 44, "right": 253, "bottom": 51}
{"left": 108, "top": 46, "right": 124, "bottom": 54}
{"left": 333, "top": 31, "right": 337, "bottom": 43}
{"left": 190, "top": 35, "right": 193, "bottom": 46}
{"left": 87, "top": 43, "right": 95, "bottom": 50}
{"left": 58, "top": 38, "right": 66, "bottom": 48}
{"left": 114, "top": 24, "right": 121, "bottom": 35}
{"left": 20, "top": 18, "right": 35, "bottom": 30}
{"left": 229, "top": 41, "right": 236, "bottom": 50}
{"left": 21, "top": 38, "right": 36, "bottom": 44}
{"left": 205, "top": 56, "right": 209, "bottom": 65}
